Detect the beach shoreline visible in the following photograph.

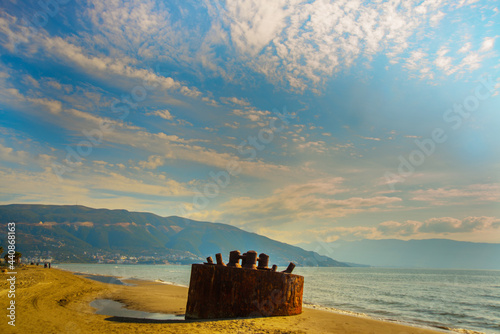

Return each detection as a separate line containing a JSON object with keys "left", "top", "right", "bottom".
{"left": 0, "top": 265, "right": 479, "bottom": 333}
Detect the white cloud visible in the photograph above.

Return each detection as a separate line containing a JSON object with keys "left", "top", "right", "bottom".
{"left": 138, "top": 155, "right": 164, "bottom": 169}
{"left": 213, "top": 178, "right": 402, "bottom": 228}
{"left": 318, "top": 216, "right": 500, "bottom": 241}
{"left": 404, "top": 50, "right": 434, "bottom": 80}
{"left": 27, "top": 97, "right": 62, "bottom": 114}
{"left": 360, "top": 136, "right": 381, "bottom": 141}
{"left": 223, "top": 0, "right": 291, "bottom": 56}
{"left": 0, "top": 13, "right": 204, "bottom": 100}
{"left": 0, "top": 143, "right": 56, "bottom": 167}
{"left": 379, "top": 216, "right": 500, "bottom": 236}
{"left": 0, "top": 143, "right": 29, "bottom": 165}
{"left": 0, "top": 166, "right": 192, "bottom": 211}
{"left": 434, "top": 47, "right": 456, "bottom": 75}
{"left": 64, "top": 108, "right": 140, "bottom": 131}
{"left": 0, "top": 80, "right": 64, "bottom": 115}
{"left": 404, "top": 35, "right": 496, "bottom": 80}
{"left": 378, "top": 220, "right": 422, "bottom": 236}
{"left": 147, "top": 109, "right": 175, "bottom": 120}
{"left": 224, "top": 122, "right": 239, "bottom": 129}
{"left": 232, "top": 108, "right": 270, "bottom": 122}
{"left": 411, "top": 184, "right": 500, "bottom": 204}
{"left": 21, "top": 74, "right": 39, "bottom": 88}
{"left": 244, "top": 0, "right": 449, "bottom": 90}
{"left": 297, "top": 140, "right": 326, "bottom": 153}
{"left": 221, "top": 96, "right": 250, "bottom": 106}
{"left": 42, "top": 36, "right": 202, "bottom": 98}
{"left": 480, "top": 37, "right": 495, "bottom": 52}
{"left": 458, "top": 42, "right": 472, "bottom": 54}
{"left": 430, "top": 11, "right": 445, "bottom": 27}
{"left": 0, "top": 13, "right": 30, "bottom": 52}
{"left": 455, "top": 0, "right": 480, "bottom": 9}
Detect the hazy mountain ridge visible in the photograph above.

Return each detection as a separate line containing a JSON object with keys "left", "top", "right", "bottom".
{"left": 298, "top": 238, "right": 500, "bottom": 270}
{"left": 0, "top": 204, "right": 347, "bottom": 267}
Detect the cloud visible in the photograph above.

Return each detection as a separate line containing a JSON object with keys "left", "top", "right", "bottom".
{"left": 458, "top": 42, "right": 472, "bottom": 54}
{"left": 0, "top": 143, "right": 29, "bottom": 165}
{"left": 21, "top": 75, "right": 39, "bottom": 88}
{"left": 411, "top": 184, "right": 500, "bottom": 204}
{"left": 296, "top": 140, "right": 326, "bottom": 153}
{"left": 147, "top": 109, "right": 174, "bottom": 120}
{"left": 232, "top": 108, "right": 270, "bottom": 122}
{"left": 0, "top": 79, "right": 64, "bottom": 115}
{"left": 88, "top": 170, "right": 190, "bottom": 197}
{"left": 224, "top": 122, "right": 239, "bottom": 129}
{"left": 455, "top": 0, "right": 480, "bottom": 9}
{"left": 246, "top": 0, "right": 451, "bottom": 90}
{"left": 404, "top": 50, "right": 434, "bottom": 80}
{"left": 359, "top": 136, "right": 381, "bottom": 141}
{"left": 430, "top": 11, "right": 445, "bottom": 27}
{"left": 41, "top": 36, "right": 202, "bottom": 98}
{"left": 26, "top": 97, "right": 63, "bottom": 114}
{"left": 380, "top": 216, "right": 500, "bottom": 236}
{"left": 0, "top": 13, "right": 205, "bottom": 100}
{"left": 434, "top": 47, "right": 455, "bottom": 75}
{"left": 317, "top": 215, "right": 500, "bottom": 242}
{"left": 378, "top": 220, "right": 422, "bottom": 236}
{"left": 64, "top": 108, "right": 140, "bottom": 132}
{"left": 212, "top": 178, "right": 402, "bottom": 228}
{"left": 138, "top": 155, "right": 164, "bottom": 169}
{"left": 0, "top": 166, "right": 191, "bottom": 212}
{"left": 480, "top": 36, "right": 495, "bottom": 52}
{"left": 404, "top": 35, "right": 497, "bottom": 80}
{"left": 222, "top": 0, "right": 291, "bottom": 57}
{"left": 221, "top": 96, "right": 250, "bottom": 106}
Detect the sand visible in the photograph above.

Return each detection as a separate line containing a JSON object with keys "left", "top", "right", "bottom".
{"left": 0, "top": 266, "right": 449, "bottom": 334}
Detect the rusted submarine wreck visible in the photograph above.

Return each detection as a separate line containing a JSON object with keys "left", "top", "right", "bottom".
{"left": 185, "top": 250, "right": 304, "bottom": 319}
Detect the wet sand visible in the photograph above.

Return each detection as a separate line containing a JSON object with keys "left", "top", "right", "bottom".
{"left": 0, "top": 266, "right": 448, "bottom": 333}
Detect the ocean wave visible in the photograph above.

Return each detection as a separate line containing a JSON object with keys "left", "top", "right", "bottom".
{"left": 302, "top": 302, "right": 369, "bottom": 318}
{"left": 445, "top": 327, "right": 486, "bottom": 334}
{"left": 154, "top": 279, "right": 188, "bottom": 288}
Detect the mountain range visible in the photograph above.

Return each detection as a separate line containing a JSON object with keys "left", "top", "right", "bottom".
{"left": 0, "top": 204, "right": 347, "bottom": 267}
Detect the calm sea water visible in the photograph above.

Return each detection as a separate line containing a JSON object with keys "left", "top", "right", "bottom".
{"left": 55, "top": 264, "right": 500, "bottom": 334}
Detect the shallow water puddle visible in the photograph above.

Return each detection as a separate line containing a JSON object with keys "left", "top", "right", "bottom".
{"left": 75, "top": 273, "right": 134, "bottom": 286}
{"left": 91, "top": 299, "right": 185, "bottom": 321}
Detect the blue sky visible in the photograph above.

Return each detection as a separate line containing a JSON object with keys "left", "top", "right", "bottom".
{"left": 0, "top": 0, "right": 499, "bottom": 244}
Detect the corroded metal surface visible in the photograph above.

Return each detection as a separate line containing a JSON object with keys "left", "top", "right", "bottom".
{"left": 215, "top": 253, "right": 225, "bottom": 266}
{"left": 185, "top": 263, "right": 304, "bottom": 319}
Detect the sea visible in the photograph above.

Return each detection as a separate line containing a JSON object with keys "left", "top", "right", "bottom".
{"left": 54, "top": 264, "right": 500, "bottom": 334}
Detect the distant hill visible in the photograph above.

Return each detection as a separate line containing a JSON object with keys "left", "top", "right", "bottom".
{"left": 297, "top": 238, "right": 500, "bottom": 270}
{"left": 0, "top": 204, "right": 347, "bottom": 267}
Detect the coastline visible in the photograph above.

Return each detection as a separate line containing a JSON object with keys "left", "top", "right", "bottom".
{"left": 0, "top": 265, "right": 477, "bottom": 333}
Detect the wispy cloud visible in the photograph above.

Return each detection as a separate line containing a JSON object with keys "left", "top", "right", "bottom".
{"left": 210, "top": 178, "right": 402, "bottom": 228}
{"left": 146, "top": 109, "right": 175, "bottom": 120}
{"left": 378, "top": 216, "right": 500, "bottom": 236}
{"left": 411, "top": 184, "right": 500, "bottom": 204}
{"left": 313, "top": 215, "right": 500, "bottom": 242}
{"left": 221, "top": 96, "right": 250, "bottom": 106}
{"left": 138, "top": 155, "right": 164, "bottom": 169}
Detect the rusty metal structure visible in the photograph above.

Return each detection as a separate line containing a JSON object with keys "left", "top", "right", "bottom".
{"left": 185, "top": 250, "right": 304, "bottom": 320}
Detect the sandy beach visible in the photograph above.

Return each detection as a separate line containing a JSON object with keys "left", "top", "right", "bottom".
{"left": 0, "top": 266, "right": 449, "bottom": 333}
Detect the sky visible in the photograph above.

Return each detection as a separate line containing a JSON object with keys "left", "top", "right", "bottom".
{"left": 0, "top": 0, "right": 499, "bottom": 245}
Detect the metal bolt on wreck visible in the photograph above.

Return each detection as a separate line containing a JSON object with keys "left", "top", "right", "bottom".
{"left": 185, "top": 250, "right": 304, "bottom": 319}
